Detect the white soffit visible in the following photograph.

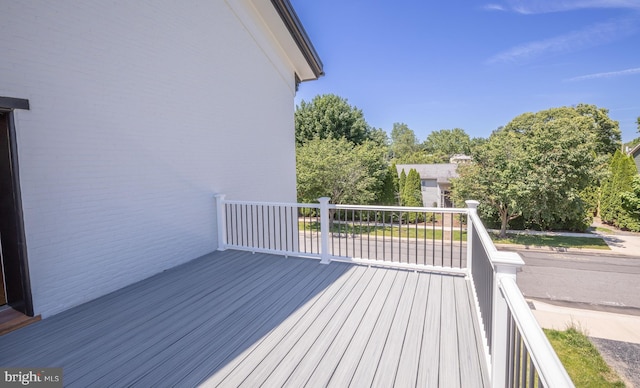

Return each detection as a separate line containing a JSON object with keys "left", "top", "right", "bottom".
{"left": 225, "top": 0, "right": 318, "bottom": 88}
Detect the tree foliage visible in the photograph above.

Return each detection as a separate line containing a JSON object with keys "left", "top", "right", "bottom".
{"left": 452, "top": 130, "right": 528, "bottom": 237}
{"left": 377, "top": 163, "right": 400, "bottom": 205}
{"left": 501, "top": 105, "right": 619, "bottom": 226}
{"left": 294, "top": 94, "right": 372, "bottom": 146}
{"left": 296, "top": 138, "right": 387, "bottom": 205}
{"left": 403, "top": 168, "right": 423, "bottom": 207}
{"left": 422, "top": 128, "right": 472, "bottom": 163}
{"left": 574, "top": 104, "right": 621, "bottom": 157}
{"left": 390, "top": 123, "right": 420, "bottom": 160}
{"left": 453, "top": 106, "right": 601, "bottom": 235}
{"left": 398, "top": 169, "right": 407, "bottom": 205}
{"left": 396, "top": 152, "right": 443, "bottom": 164}
{"left": 601, "top": 151, "right": 640, "bottom": 231}
{"left": 513, "top": 113, "right": 596, "bottom": 230}
{"left": 621, "top": 175, "right": 640, "bottom": 224}
{"left": 403, "top": 168, "right": 423, "bottom": 222}
{"left": 368, "top": 127, "right": 389, "bottom": 148}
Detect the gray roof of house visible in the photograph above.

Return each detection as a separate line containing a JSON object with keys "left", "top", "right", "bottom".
{"left": 396, "top": 164, "right": 459, "bottom": 184}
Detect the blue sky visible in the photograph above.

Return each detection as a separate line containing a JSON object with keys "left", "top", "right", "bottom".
{"left": 291, "top": 0, "right": 640, "bottom": 143}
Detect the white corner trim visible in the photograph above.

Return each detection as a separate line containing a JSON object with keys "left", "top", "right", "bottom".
{"left": 225, "top": 0, "right": 302, "bottom": 94}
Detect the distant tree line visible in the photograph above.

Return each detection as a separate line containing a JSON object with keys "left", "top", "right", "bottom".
{"left": 294, "top": 93, "right": 640, "bottom": 233}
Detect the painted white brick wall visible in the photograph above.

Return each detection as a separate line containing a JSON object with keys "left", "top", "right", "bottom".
{"left": 0, "top": 1, "right": 301, "bottom": 317}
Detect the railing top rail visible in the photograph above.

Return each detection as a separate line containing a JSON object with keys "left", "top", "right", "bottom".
{"left": 220, "top": 199, "right": 470, "bottom": 214}
{"left": 467, "top": 209, "right": 498, "bottom": 256}
{"left": 500, "top": 277, "right": 575, "bottom": 388}
{"left": 222, "top": 199, "right": 321, "bottom": 208}
{"left": 332, "top": 204, "right": 469, "bottom": 214}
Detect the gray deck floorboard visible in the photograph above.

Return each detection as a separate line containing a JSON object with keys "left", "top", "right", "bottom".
{"left": 0, "top": 250, "right": 489, "bottom": 387}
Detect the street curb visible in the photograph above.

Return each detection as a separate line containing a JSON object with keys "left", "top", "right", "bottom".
{"left": 528, "top": 299, "right": 640, "bottom": 344}
{"left": 494, "top": 243, "right": 613, "bottom": 256}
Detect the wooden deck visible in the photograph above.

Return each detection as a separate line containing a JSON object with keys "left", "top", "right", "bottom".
{"left": 0, "top": 250, "right": 489, "bottom": 387}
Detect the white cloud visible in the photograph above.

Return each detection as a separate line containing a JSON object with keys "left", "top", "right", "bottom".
{"left": 483, "top": 4, "right": 508, "bottom": 11}
{"left": 566, "top": 67, "right": 640, "bottom": 81}
{"left": 486, "top": 18, "right": 636, "bottom": 64}
{"left": 485, "top": 0, "right": 640, "bottom": 14}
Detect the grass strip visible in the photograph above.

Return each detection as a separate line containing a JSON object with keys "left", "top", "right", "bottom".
{"left": 299, "top": 221, "right": 466, "bottom": 241}
{"left": 545, "top": 326, "right": 625, "bottom": 387}
{"left": 491, "top": 233, "right": 610, "bottom": 250}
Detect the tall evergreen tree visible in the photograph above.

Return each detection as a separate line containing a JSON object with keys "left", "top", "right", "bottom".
{"left": 399, "top": 169, "right": 407, "bottom": 205}
{"left": 403, "top": 168, "right": 424, "bottom": 222}
{"left": 601, "top": 151, "right": 640, "bottom": 230}
{"left": 403, "top": 169, "right": 423, "bottom": 207}
{"left": 377, "top": 163, "right": 400, "bottom": 205}
{"left": 621, "top": 176, "right": 640, "bottom": 231}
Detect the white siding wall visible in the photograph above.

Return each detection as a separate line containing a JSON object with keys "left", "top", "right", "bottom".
{"left": 0, "top": 1, "right": 300, "bottom": 317}
{"left": 420, "top": 180, "right": 440, "bottom": 207}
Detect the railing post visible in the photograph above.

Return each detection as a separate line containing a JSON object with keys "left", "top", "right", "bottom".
{"left": 215, "top": 194, "right": 227, "bottom": 251}
{"left": 465, "top": 200, "right": 479, "bottom": 275}
{"left": 491, "top": 251, "right": 524, "bottom": 388}
{"left": 318, "top": 197, "right": 331, "bottom": 264}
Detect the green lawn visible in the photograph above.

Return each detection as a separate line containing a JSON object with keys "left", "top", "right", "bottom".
{"left": 491, "top": 233, "right": 610, "bottom": 250}
{"left": 299, "top": 221, "right": 466, "bottom": 241}
{"left": 545, "top": 327, "right": 625, "bottom": 387}
{"left": 595, "top": 226, "right": 615, "bottom": 234}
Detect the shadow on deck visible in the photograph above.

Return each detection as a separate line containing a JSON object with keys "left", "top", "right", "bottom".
{"left": 0, "top": 250, "right": 489, "bottom": 387}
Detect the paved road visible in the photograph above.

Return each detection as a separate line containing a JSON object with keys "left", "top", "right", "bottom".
{"left": 505, "top": 248, "right": 640, "bottom": 314}
{"left": 299, "top": 233, "right": 468, "bottom": 268}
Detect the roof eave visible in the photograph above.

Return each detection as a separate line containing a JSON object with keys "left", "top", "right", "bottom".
{"left": 270, "top": 0, "right": 324, "bottom": 81}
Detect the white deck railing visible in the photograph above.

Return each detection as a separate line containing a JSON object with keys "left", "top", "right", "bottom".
{"left": 214, "top": 194, "right": 574, "bottom": 388}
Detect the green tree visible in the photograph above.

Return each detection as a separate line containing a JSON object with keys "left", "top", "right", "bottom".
{"left": 601, "top": 151, "right": 640, "bottom": 231}
{"left": 453, "top": 107, "right": 601, "bottom": 235}
{"left": 621, "top": 176, "right": 640, "bottom": 230}
{"left": 452, "top": 129, "right": 528, "bottom": 237}
{"left": 422, "top": 128, "right": 472, "bottom": 163}
{"left": 296, "top": 138, "right": 387, "bottom": 205}
{"left": 504, "top": 105, "right": 619, "bottom": 158}
{"left": 505, "top": 106, "right": 616, "bottom": 226}
{"left": 574, "top": 104, "right": 621, "bottom": 157}
{"left": 403, "top": 169, "right": 423, "bottom": 207}
{"left": 469, "top": 137, "right": 488, "bottom": 156}
{"left": 403, "top": 168, "right": 423, "bottom": 223}
{"left": 390, "top": 123, "right": 419, "bottom": 160}
{"left": 515, "top": 113, "right": 596, "bottom": 230}
{"left": 294, "top": 94, "right": 371, "bottom": 146}
{"left": 396, "top": 152, "right": 442, "bottom": 164}
{"left": 368, "top": 127, "right": 389, "bottom": 148}
{"left": 377, "top": 163, "right": 399, "bottom": 205}
{"left": 398, "top": 169, "right": 407, "bottom": 205}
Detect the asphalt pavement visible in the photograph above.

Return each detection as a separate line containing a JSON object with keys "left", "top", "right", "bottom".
{"left": 590, "top": 337, "right": 640, "bottom": 388}
{"left": 496, "top": 226, "right": 640, "bottom": 386}
{"left": 513, "top": 250, "right": 640, "bottom": 313}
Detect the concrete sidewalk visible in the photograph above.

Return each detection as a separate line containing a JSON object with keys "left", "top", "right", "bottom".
{"left": 529, "top": 299, "right": 640, "bottom": 344}
{"left": 491, "top": 228, "right": 640, "bottom": 257}
{"left": 599, "top": 234, "right": 640, "bottom": 256}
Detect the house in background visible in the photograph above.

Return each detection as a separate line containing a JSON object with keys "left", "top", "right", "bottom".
{"left": 629, "top": 143, "right": 640, "bottom": 172}
{"left": 449, "top": 153, "right": 472, "bottom": 164}
{"left": 0, "top": 0, "right": 322, "bottom": 319}
{"left": 397, "top": 163, "right": 459, "bottom": 207}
